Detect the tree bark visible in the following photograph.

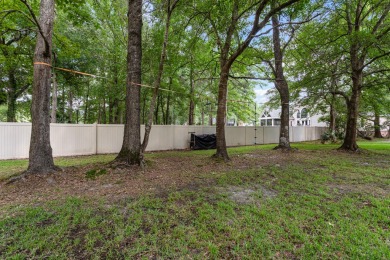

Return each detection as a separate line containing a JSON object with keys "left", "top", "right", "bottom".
{"left": 115, "top": 0, "right": 142, "bottom": 165}
{"left": 339, "top": 88, "right": 359, "bottom": 151}
{"left": 339, "top": 42, "right": 362, "bottom": 151}
{"left": 373, "top": 111, "right": 382, "bottom": 138}
{"left": 67, "top": 87, "right": 73, "bottom": 123}
{"left": 329, "top": 102, "right": 336, "bottom": 141}
{"left": 141, "top": 0, "right": 178, "bottom": 153}
{"left": 50, "top": 69, "right": 57, "bottom": 123}
{"left": 188, "top": 59, "right": 195, "bottom": 125}
{"left": 101, "top": 97, "right": 106, "bottom": 124}
{"left": 165, "top": 77, "right": 172, "bottom": 124}
{"left": 6, "top": 69, "right": 17, "bottom": 122}
{"left": 83, "top": 81, "right": 90, "bottom": 123}
{"left": 211, "top": 0, "right": 299, "bottom": 160}
{"left": 27, "top": 0, "right": 58, "bottom": 174}
{"left": 214, "top": 70, "right": 229, "bottom": 160}
{"left": 271, "top": 12, "right": 291, "bottom": 150}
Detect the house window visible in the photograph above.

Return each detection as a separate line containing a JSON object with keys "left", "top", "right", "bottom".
{"left": 301, "top": 108, "right": 308, "bottom": 118}
{"left": 274, "top": 119, "right": 281, "bottom": 125}
{"left": 260, "top": 119, "right": 266, "bottom": 126}
{"left": 267, "top": 119, "right": 272, "bottom": 126}
{"left": 297, "top": 110, "right": 301, "bottom": 118}
{"left": 262, "top": 110, "right": 271, "bottom": 117}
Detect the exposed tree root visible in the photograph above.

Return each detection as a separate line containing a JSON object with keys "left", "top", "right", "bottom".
{"left": 337, "top": 146, "right": 361, "bottom": 153}
{"left": 273, "top": 145, "right": 297, "bottom": 151}
{"left": 6, "top": 166, "right": 62, "bottom": 185}
{"left": 212, "top": 152, "right": 230, "bottom": 162}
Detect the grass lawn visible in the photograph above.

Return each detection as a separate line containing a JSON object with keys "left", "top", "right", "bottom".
{"left": 0, "top": 140, "right": 389, "bottom": 259}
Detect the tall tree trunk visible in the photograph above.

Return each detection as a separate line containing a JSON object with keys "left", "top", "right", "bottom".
{"left": 101, "top": 97, "right": 106, "bottom": 124}
{"left": 50, "top": 69, "right": 57, "bottom": 123}
{"left": 201, "top": 106, "right": 204, "bottom": 125}
{"left": 141, "top": 0, "right": 178, "bottom": 153}
{"left": 6, "top": 69, "right": 17, "bottom": 122}
{"left": 188, "top": 58, "right": 195, "bottom": 125}
{"left": 329, "top": 102, "right": 336, "bottom": 141}
{"left": 67, "top": 87, "right": 73, "bottom": 123}
{"left": 84, "top": 81, "right": 90, "bottom": 123}
{"left": 160, "top": 94, "right": 166, "bottom": 124}
{"left": 329, "top": 93, "right": 336, "bottom": 131}
{"left": 142, "top": 93, "right": 146, "bottom": 124}
{"left": 373, "top": 111, "right": 382, "bottom": 138}
{"left": 5, "top": 68, "right": 30, "bottom": 122}
{"left": 271, "top": 12, "right": 290, "bottom": 150}
{"left": 27, "top": 0, "right": 58, "bottom": 173}
{"left": 339, "top": 44, "right": 362, "bottom": 151}
{"left": 340, "top": 88, "right": 359, "bottom": 150}
{"left": 61, "top": 83, "right": 65, "bottom": 122}
{"left": 154, "top": 94, "right": 160, "bottom": 124}
{"left": 115, "top": 101, "right": 121, "bottom": 124}
{"left": 165, "top": 77, "right": 172, "bottom": 124}
{"left": 215, "top": 69, "right": 229, "bottom": 160}
{"left": 115, "top": 0, "right": 142, "bottom": 165}
{"left": 108, "top": 97, "right": 114, "bottom": 124}
{"left": 209, "top": 108, "right": 213, "bottom": 126}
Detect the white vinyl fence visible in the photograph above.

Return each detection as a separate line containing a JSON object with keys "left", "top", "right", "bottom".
{"left": 0, "top": 123, "right": 327, "bottom": 160}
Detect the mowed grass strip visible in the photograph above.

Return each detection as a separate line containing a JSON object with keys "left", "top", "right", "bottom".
{"left": 0, "top": 140, "right": 389, "bottom": 258}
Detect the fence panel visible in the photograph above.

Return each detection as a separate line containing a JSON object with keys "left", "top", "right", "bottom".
{"left": 0, "top": 123, "right": 31, "bottom": 159}
{"left": 51, "top": 124, "right": 96, "bottom": 157}
{"left": 97, "top": 124, "right": 123, "bottom": 154}
{"left": 225, "top": 127, "right": 246, "bottom": 146}
{"left": 292, "top": 127, "right": 306, "bottom": 142}
{"left": 0, "top": 123, "right": 326, "bottom": 160}
{"left": 263, "top": 127, "right": 279, "bottom": 144}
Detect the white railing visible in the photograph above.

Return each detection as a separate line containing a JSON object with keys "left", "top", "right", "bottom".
{"left": 0, "top": 123, "right": 327, "bottom": 160}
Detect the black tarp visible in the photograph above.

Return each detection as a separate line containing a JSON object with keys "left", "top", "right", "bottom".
{"left": 190, "top": 133, "right": 216, "bottom": 150}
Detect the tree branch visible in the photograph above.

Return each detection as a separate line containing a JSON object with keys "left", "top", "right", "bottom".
{"left": 19, "top": 0, "right": 50, "bottom": 54}
{"left": 227, "top": 0, "right": 300, "bottom": 68}
{"left": 331, "top": 90, "right": 350, "bottom": 104}
{"left": 362, "top": 51, "right": 390, "bottom": 69}
{"left": 15, "top": 84, "right": 31, "bottom": 97}
{"left": 371, "top": 3, "right": 390, "bottom": 35}
{"left": 228, "top": 74, "right": 274, "bottom": 81}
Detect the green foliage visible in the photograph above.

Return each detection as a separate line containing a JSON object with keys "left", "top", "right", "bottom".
{"left": 320, "top": 130, "right": 344, "bottom": 143}
{"left": 0, "top": 0, "right": 387, "bottom": 126}
{"left": 0, "top": 105, "right": 7, "bottom": 121}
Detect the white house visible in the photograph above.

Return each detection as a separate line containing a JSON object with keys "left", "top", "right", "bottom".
{"left": 259, "top": 107, "right": 327, "bottom": 127}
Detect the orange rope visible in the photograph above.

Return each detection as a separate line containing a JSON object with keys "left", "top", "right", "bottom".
{"left": 34, "top": 62, "right": 108, "bottom": 79}
{"left": 33, "top": 61, "right": 180, "bottom": 94}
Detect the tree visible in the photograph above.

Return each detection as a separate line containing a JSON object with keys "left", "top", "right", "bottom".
{"left": 198, "top": 0, "right": 299, "bottom": 161}
{"left": 26, "top": 0, "right": 58, "bottom": 173}
{"left": 271, "top": 8, "right": 291, "bottom": 149}
{"left": 289, "top": 0, "right": 390, "bottom": 148}
{"left": 115, "top": 0, "right": 143, "bottom": 165}
{"left": 331, "top": 0, "right": 390, "bottom": 151}
{"left": 141, "top": 0, "right": 180, "bottom": 154}
{"left": 0, "top": 0, "right": 35, "bottom": 122}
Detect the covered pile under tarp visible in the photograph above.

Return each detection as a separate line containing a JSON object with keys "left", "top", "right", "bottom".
{"left": 190, "top": 133, "right": 217, "bottom": 150}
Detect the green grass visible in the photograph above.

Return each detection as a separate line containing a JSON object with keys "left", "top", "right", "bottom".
{"left": 0, "top": 154, "right": 115, "bottom": 180}
{"left": 1, "top": 140, "right": 389, "bottom": 258}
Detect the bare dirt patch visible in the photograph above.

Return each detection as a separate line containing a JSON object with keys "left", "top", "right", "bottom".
{"left": 0, "top": 148, "right": 388, "bottom": 207}
{"left": 219, "top": 185, "right": 278, "bottom": 204}
{"left": 0, "top": 150, "right": 294, "bottom": 207}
